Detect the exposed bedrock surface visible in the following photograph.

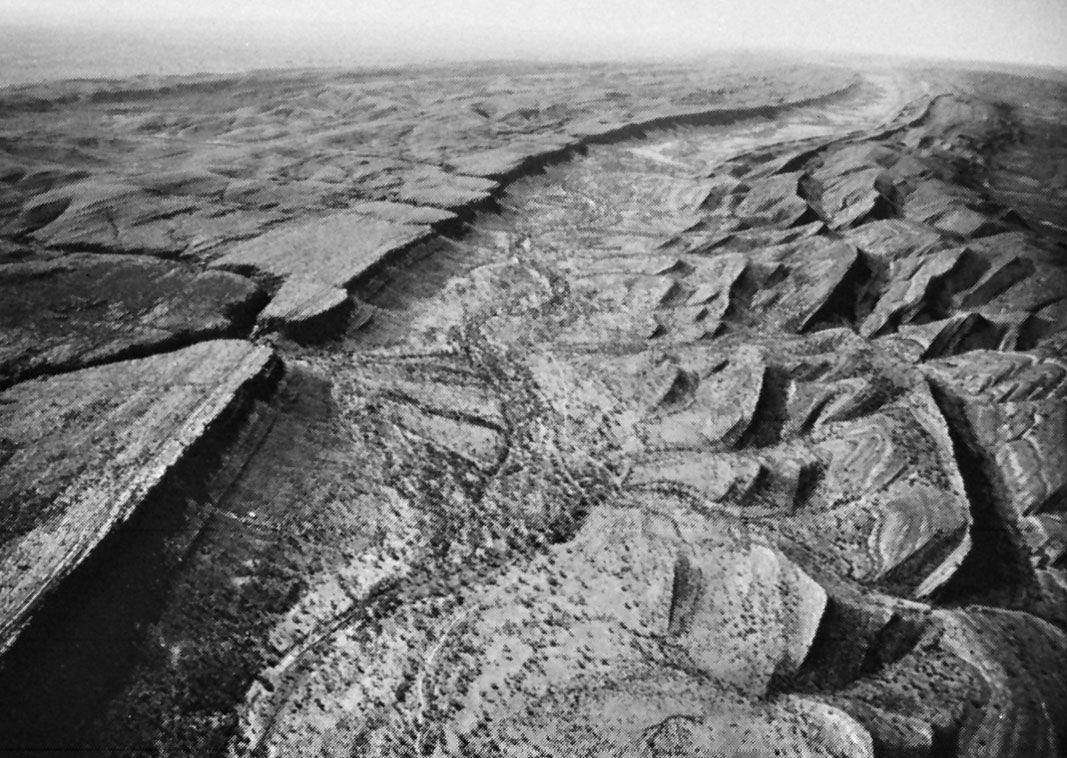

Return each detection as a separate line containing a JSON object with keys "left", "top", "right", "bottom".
{"left": 0, "top": 252, "right": 266, "bottom": 387}
{"left": 0, "top": 339, "right": 279, "bottom": 658}
{"left": 0, "top": 59, "right": 1065, "bottom": 756}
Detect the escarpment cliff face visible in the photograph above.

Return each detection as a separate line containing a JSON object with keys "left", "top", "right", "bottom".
{"left": 0, "top": 58, "right": 1065, "bottom": 756}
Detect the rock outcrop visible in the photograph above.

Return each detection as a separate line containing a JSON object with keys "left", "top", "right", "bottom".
{"left": 0, "top": 340, "right": 277, "bottom": 655}
{"left": 0, "top": 253, "right": 264, "bottom": 387}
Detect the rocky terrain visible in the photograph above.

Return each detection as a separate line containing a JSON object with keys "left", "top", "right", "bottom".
{"left": 0, "top": 55, "right": 1065, "bottom": 757}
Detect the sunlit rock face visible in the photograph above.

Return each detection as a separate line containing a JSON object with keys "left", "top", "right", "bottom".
{"left": 0, "top": 56, "right": 1065, "bottom": 758}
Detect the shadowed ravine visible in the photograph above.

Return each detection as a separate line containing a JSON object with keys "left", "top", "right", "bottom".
{"left": 0, "top": 59, "right": 1066, "bottom": 756}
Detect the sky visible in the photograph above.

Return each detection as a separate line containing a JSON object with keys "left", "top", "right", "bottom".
{"left": 2, "top": 0, "right": 1066, "bottom": 69}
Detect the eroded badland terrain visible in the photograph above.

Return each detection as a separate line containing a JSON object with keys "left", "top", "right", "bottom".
{"left": 0, "top": 55, "right": 1066, "bottom": 756}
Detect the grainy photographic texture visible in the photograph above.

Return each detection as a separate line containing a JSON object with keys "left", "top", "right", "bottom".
{"left": 0, "top": 2, "right": 1065, "bottom": 757}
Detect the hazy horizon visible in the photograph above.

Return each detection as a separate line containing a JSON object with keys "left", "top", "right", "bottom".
{"left": 1, "top": 0, "right": 1065, "bottom": 86}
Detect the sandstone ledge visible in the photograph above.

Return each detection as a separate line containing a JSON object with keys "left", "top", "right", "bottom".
{"left": 0, "top": 339, "right": 278, "bottom": 655}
